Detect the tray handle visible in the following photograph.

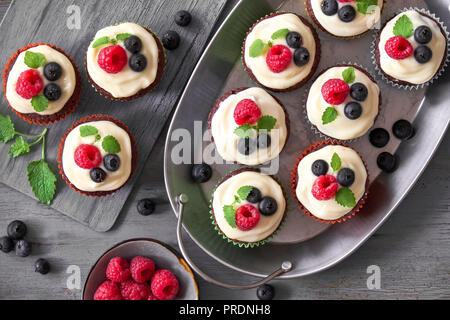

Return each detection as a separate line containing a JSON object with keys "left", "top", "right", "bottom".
{"left": 176, "top": 194, "right": 293, "bottom": 290}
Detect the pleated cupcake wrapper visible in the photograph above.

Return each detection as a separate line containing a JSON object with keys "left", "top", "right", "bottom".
{"left": 85, "top": 22, "right": 166, "bottom": 101}
{"left": 290, "top": 140, "right": 369, "bottom": 224}
{"left": 56, "top": 114, "right": 138, "bottom": 198}
{"left": 302, "top": 62, "right": 380, "bottom": 143}
{"left": 2, "top": 43, "right": 81, "bottom": 125}
{"left": 371, "top": 7, "right": 450, "bottom": 90}
{"left": 209, "top": 167, "right": 289, "bottom": 248}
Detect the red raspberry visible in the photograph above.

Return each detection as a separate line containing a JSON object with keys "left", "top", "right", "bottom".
{"left": 15, "top": 69, "right": 43, "bottom": 99}
{"left": 93, "top": 281, "right": 122, "bottom": 300}
{"left": 385, "top": 36, "right": 413, "bottom": 60}
{"left": 120, "top": 279, "right": 151, "bottom": 300}
{"left": 151, "top": 269, "right": 179, "bottom": 300}
{"left": 105, "top": 257, "right": 131, "bottom": 283}
{"left": 321, "top": 79, "right": 350, "bottom": 105}
{"left": 311, "top": 175, "right": 339, "bottom": 201}
{"left": 337, "top": 0, "right": 354, "bottom": 2}
{"left": 235, "top": 204, "right": 260, "bottom": 231}
{"left": 266, "top": 44, "right": 292, "bottom": 73}
{"left": 233, "top": 99, "right": 262, "bottom": 125}
{"left": 130, "top": 256, "right": 155, "bottom": 283}
{"left": 97, "top": 45, "right": 128, "bottom": 74}
{"left": 147, "top": 292, "right": 158, "bottom": 300}
{"left": 74, "top": 144, "right": 102, "bottom": 170}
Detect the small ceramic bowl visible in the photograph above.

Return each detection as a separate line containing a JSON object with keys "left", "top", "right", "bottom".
{"left": 83, "top": 238, "right": 199, "bottom": 300}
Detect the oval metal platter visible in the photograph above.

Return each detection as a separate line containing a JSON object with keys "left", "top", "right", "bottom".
{"left": 164, "top": 0, "right": 450, "bottom": 278}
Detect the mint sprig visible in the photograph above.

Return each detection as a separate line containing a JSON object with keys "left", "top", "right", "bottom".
{"left": 116, "top": 33, "right": 133, "bottom": 41}
{"left": 92, "top": 33, "right": 135, "bottom": 48}
{"left": 102, "top": 135, "right": 121, "bottom": 154}
{"left": 80, "top": 125, "right": 99, "bottom": 137}
{"left": 223, "top": 185, "right": 256, "bottom": 228}
{"left": 92, "top": 36, "right": 111, "bottom": 48}
{"left": 237, "top": 186, "right": 253, "bottom": 201}
{"left": 356, "top": 0, "right": 378, "bottom": 14}
{"left": 234, "top": 115, "right": 277, "bottom": 138}
{"left": 0, "top": 114, "right": 15, "bottom": 143}
{"left": 322, "top": 107, "right": 338, "bottom": 125}
{"left": 24, "top": 51, "right": 46, "bottom": 69}
{"left": 8, "top": 136, "right": 31, "bottom": 158}
{"left": 342, "top": 67, "right": 356, "bottom": 84}
{"left": 331, "top": 152, "right": 342, "bottom": 172}
{"left": 335, "top": 187, "right": 356, "bottom": 208}
{"left": 31, "top": 95, "right": 49, "bottom": 112}
{"left": 393, "top": 14, "right": 414, "bottom": 39}
{"left": 271, "top": 28, "right": 290, "bottom": 40}
{"left": 234, "top": 124, "right": 256, "bottom": 138}
{"left": 223, "top": 205, "right": 236, "bottom": 228}
{"left": 249, "top": 39, "right": 265, "bottom": 58}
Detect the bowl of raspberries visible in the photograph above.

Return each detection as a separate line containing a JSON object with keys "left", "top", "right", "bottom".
{"left": 83, "top": 238, "right": 198, "bottom": 300}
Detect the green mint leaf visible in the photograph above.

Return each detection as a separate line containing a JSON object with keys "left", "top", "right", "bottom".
{"left": 271, "top": 28, "right": 290, "bottom": 40}
{"left": 393, "top": 14, "right": 414, "bottom": 38}
{"left": 268, "top": 40, "right": 273, "bottom": 47}
{"left": 27, "top": 159, "right": 57, "bottom": 205}
{"left": 356, "top": 0, "right": 378, "bottom": 14}
{"left": 116, "top": 33, "right": 133, "bottom": 41}
{"left": 335, "top": 187, "right": 357, "bottom": 208}
{"left": 234, "top": 124, "right": 256, "bottom": 138}
{"left": 31, "top": 95, "right": 49, "bottom": 112}
{"left": 223, "top": 205, "right": 236, "bottom": 228}
{"left": 8, "top": 136, "right": 30, "bottom": 158}
{"left": 102, "top": 135, "right": 121, "bottom": 153}
{"left": 24, "top": 51, "right": 46, "bottom": 69}
{"left": 322, "top": 107, "right": 338, "bottom": 125}
{"left": 0, "top": 114, "right": 16, "bottom": 143}
{"left": 95, "top": 134, "right": 101, "bottom": 142}
{"left": 257, "top": 115, "right": 277, "bottom": 132}
{"left": 331, "top": 152, "right": 342, "bottom": 172}
{"left": 237, "top": 186, "right": 253, "bottom": 201}
{"left": 249, "top": 39, "right": 265, "bottom": 58}
{"left": 92, "top": 36, "right": 111, "bottom": 48}
{"left": 234, "top": 195, "right": 241, "bottom": 204}
{"left": 342, "top": 67, "right": 356, "bottom": 84}
{"left": 80, "top": 125, "right": 98, "bottom": 137}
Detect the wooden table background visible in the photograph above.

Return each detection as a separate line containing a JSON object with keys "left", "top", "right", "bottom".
{"left": 0, "top": 0, "right": 448, "bottom": 300}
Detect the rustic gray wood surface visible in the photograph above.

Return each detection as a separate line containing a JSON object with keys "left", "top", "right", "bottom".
{"left": 0, "top": 0, "right": 449, "bottom": 300}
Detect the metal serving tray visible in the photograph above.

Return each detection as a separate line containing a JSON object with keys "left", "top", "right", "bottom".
{"left": 164, "top": 0, "right": 450, "bottom": 280}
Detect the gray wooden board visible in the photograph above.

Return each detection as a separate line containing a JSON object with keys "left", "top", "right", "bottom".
{"left": 0, "top": 0, "right": 226, "bottom": 231}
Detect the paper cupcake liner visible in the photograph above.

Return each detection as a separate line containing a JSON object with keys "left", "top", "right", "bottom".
{"left": 290, "top": 140, "right": 369, "bottom": 224}
{"left": 371, "top": 7, "right": 450, "bottom": 90}
{"left": 241, "top": 11, "right": 321, "bottom": 92}
{"left": 302, "top": 62, "right": 381, "bottom": 143}
{"left": 2, "top": 43, "right": 81, "bottom": 125}
{"left": 209, "top": 167, "right": 289, "bottom": 248}
{"left": 85, "top": 22, "right": 166, "bottom": 101}
{"left": 56, "top": 114, "right": 138, "bottom": 198}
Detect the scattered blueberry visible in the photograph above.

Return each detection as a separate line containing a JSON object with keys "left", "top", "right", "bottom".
{"left": 15, "top": 240, "right": 31, "bottom": 257}
{"left": 35, "top": 258, "right": 50, "bottom": 275}
{"left": 7, "top": 220, "right": 27, "bottom": 240}
{"left": 258, "top": 197, "right": 278, "bottom": 216}
{"left": 337, "top": 168, "right": 355, "bottom": 187}
{"left": 43, "top": 62, "right": 62, "bottom": 81}
{"left": 162, "top": 30, "right": 180, "bottom": 50}
{"left": 344, "top": 102, "right": 363, "bottom": 120}
{"left": 124, "top": 35, "right": 142, "bottom": 53}
{"left": 321, "top": 0, "right": 338, "bottom": 16}
{"left": 191, "top": 163, "right": 212, "bottom": 183}
{"left": 369, "top": 128, "right": 390, "bottom": 148}
{"left": 129, "top": 53, "right": 147, "bottom": 72}
{"left": 103, "top": 154, "right": 121, "bottom": 172}
{"left": 338, "top": 5, "right": 356, "bottom": 22}
{"left": 238, "top": 137, "right": 256, "bottom": 156}
{"left": 392, "top": 120, "right": 414, "bottom": 140}
{"left": 286, "top": 31, "right": 302, "bottom": 49}
{"left": 43, "top": 83, "right": 62, "bottom": 101}
{"left": 350, "top": 82, "right": 368, "bottom": 102}
{"left": 246, "top": 187, "right": 262, "bottom": 204}
{"left": 414, "top": 45, "right": 432, "bottom": 64}
{"left": 293, "top": 47, "right": 310, "bottom": 67}
{"left": 175, "top": 10, "right": 192, "bottom": 27}
{"left": 257, "top": 284, "right": 275, "bottom": 300}
{"left": 0, "top": 236, "right": 14, "bottom": 253}
{"left": 414, "top": 26, "right": 432, "bottom": 44}
{"left": 256, "top": 132, "right": 271, "bottom": 149}
{"left": 377, "top": 152, "right": 397, "bottom": 173}
{"left": 137, "top": 198, "right": 156, "bottom": 216}
{"left": 311, "top": 159, "right": 328, "bottom": 177}
{"left": 90, "top": 168, "right": 107, "bottom": 183}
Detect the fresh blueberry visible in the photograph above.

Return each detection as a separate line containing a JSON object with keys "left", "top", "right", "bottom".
{"left": 293, "top": 47, "right": 310, "bottom": 67}
{"left": 162, "top": 30, "right": 180, "bottom": 50}
{"left": 256, "top": 132, "right": 271, "bottom": 149}
{"left": 137, "top": 198, "right": 156, "bottom": 216}
{"left": 311, "top": 159, "right": 328, "bottom": 177}
{"left": 124, "top": 35, "right": 142, "bottom": 53}
{"left": 191, "top": 163, "right": 212, "bottom": 183}
{"left": 258, "top": 197, "right": 278, "bottom": 216}
{"left": 257, "top": 284, "right": 275, "bottom": 300}
{"left": 377, "top": 152, "right": 397, "bottom": 173}
{"left": 90, "top": 168, "right": 106, "bottom": 183}
{"left": 0, "top": 236, "right": 14, "bottom": 253}
{"left": 414, "top": 26, "right": 432, "bottom": 44}
{"left": 129, "top": 53, "right": 147, "bottom": 72}
{"left": 238, "top": 137, "right": 256, "bottom": 156}
{"left": 44, "top": 83, "right": 62, "bottom": 101}
{"left": 43, "top": 62, "right": 62, "bottom": 81}
{"left": 321, "top": 0, "right": 338, "bottom": 16}
{"left": 175, "top": 10, "right": 192, "bottom": 27}
{"left": 246, "top": 187, "right": 262, "bottom": 204}
{"left": 103, "top": 154, "right": 121, "bottom": 172}
{"left": 338, "top": 5, "right": 356, "bottom": 22}
{"left": 35, "top": 258, "right": 50, "bottom": 275}
{"left": 7, "top": 220, "right": 27, "bottom": 240}
{"left": 350, "top": 82, "right": 368, "bottom": 102}
{"left": 344, "top": 102, "right": 363, "bottom": 120}
{"left": 414, "top": 45, "right": 432, "bottom": 64}
{"left": 286, "top": 31, "right": 302, "bottom": 49}
{"left": 369, "top": 128, "right": 390, "bottom": 148}
{"left": 15, "top": 240, "right": 31, "bottom": 257}
{"left": 392, "top": 120, "right": 414, "bottom": 140}
{"left": 337, "top": 168, "right": 355, "bottom": 187}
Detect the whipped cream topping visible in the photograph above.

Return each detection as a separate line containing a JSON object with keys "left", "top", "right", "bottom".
{"left": 244, "top": 13, "right": 317, "bottom": 90}
{"left": 62, "top": 121, "right": 132, "bottom": 192}
{"left": 6, "top": 45, "right": 76, "bottom": 115}
{"left": 306, "top": 66, "right": 380, "bottom": 140}
{"left": 295, "top": 145, "right": 367, "bottom": 221}
{"left": 212, "top": 171, "right": 286, "bottom": 243}
{"left": 378, "top": 10, "right": 447, "bottom": 85}
{"left": 87, "top": 22, "right": 159, "bottom": 98}
{"left": 211, "top": 87, "right": 288, "bottom": 165}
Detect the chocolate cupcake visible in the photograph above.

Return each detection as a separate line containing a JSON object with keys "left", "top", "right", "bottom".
{"left": 57, "top": 115, "right": 138, "bottom": 197}
{"left": 242, "top": 12, "right": 320, "bottom": 92}
{"left": 208, "top": 87, "right": 289, "bottom": 166}
{"left": 86, "top": 22, "right": 165, "bottom": 101}
{"left": 210, "top": 168, "right": 287, "bottom": 248}
{"left": 3, "top": 43, "right": 81, "bottom": 125}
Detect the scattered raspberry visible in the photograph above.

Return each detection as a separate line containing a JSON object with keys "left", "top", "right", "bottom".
{"left": 151, "top": 269, "right": 179, "bottom": 300}
{"left": 233, "top": 99, "right": 262, "bottom": 125}
{"left": 97, "top": 45, "right": 128, "bottom": 74}
{"left": 235, "top": 204, "right": 260, "bottom": 231}
{"left": 311, "top": 174, "right": 339, "bottom": 201}
{"left": 15, "top": 69, "right": 43, "bottom": 99}
{"left": 385, "top": 36, "right": 413, "bottom": 60}
{"left": 130, "top": 256, "right": 155, "bottom": 283}
{"left": 106, "top": 257, "right": 131, "bottom": 283}
{"left": 266, "top": 44, "right": 292, "bottom": 73}
{"left": 120, "top": 279, "right": 151, "bottom": 300}
{"left": 74, "top": 144, "right": 103, "bottom": 170}
{"left": 321, "top": 79, "right": 350, "bottom": 105}
{"left": 93, "top": 281, "right": 122, "bottom": 300}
